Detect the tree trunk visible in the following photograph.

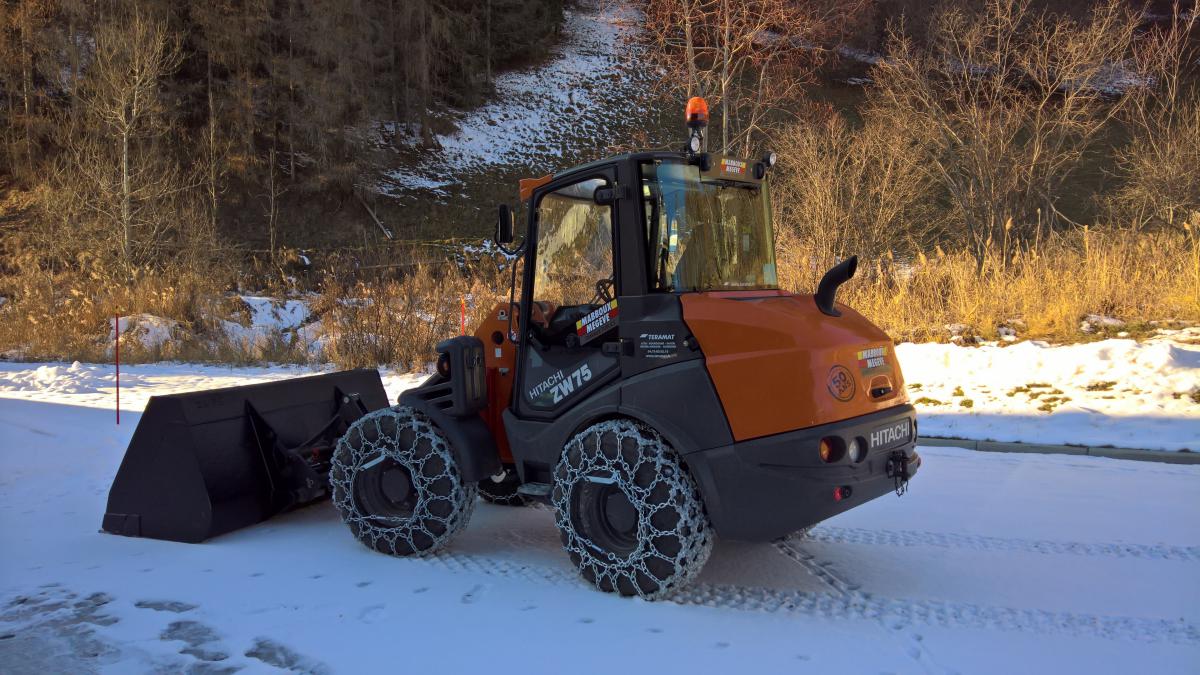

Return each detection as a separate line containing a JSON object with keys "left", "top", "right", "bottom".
{"left": 287, "top": 0, "right": 296, "bottom": 179}
{"left": 485, "top": 0, "right": 492, "bottom": 88}
{"left": 207, "top": 55, "right": 219, "bottom": 233}
{"left": 683, "top": 0, "right": 698, "bottom": 97}
{"left": 121, "top": 127, "right": 132, "bottom": 272}
{"left": 720, "top": 0, "right": 731, "bottom": 153}
{"left": 267, "top": 145, "right": 277, "bottom": 263}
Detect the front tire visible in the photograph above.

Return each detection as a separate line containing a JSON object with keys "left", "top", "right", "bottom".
{"left": 551, "top": 419, "right": 713, "bottom": 599}
{"left": 330, "top": 407, "right": 476, "bottom": 557}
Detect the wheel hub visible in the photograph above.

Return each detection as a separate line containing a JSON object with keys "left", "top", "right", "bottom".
{"left": 353, "top": 456, "right": 417, "bottom": 519}
{"left": 574, "top": 480, "right": 640, "bottom": 555}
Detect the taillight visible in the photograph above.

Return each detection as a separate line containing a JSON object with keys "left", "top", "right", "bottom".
{"left": 819, "top": 437, "right": 845, "bottom": 463}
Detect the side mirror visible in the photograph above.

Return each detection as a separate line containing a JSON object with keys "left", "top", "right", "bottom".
{"left": 496, "top": 204, "right": 514, "bottom": 245}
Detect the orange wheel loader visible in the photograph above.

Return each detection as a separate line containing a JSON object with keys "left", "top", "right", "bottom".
{"left": 102, "top": 98, "right": 920, "bottom": 599}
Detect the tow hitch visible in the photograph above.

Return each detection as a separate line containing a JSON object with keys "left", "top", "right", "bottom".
{"left": 886, "top": 451, "right": 912, "bottom": 496}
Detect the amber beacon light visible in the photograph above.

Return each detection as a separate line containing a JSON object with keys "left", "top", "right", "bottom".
{"left": 685, "top": 96, "right": 709, "bottom": 128}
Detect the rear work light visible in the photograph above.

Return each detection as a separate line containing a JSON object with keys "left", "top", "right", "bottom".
{"left": 848, "top": 437, "right": 866, "bottom": 463}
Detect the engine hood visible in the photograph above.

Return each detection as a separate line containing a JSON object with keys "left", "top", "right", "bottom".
{"left": 680, "top": 290, "right": 908, "bottom": 441}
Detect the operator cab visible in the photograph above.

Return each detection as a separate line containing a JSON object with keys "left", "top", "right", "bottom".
{"left": 498, "top": 97, "right": 778, "bottom": 422}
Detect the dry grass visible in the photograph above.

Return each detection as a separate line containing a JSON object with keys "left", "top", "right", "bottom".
{"left": 2, "top": 224, "right": 1195, "bottom": 367}
{"left": 314, "top": 258, "right": 513, "bottom": 371}
{"left": 778, "top": 223, "right": 1200, "bottom": 343}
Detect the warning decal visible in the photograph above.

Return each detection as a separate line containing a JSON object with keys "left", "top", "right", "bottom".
{"left": 575, "top": 300, "right": 618, "bottom": 345}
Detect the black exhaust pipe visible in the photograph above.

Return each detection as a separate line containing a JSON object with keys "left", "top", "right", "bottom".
{"left": 815, "top": 255, "right": 858, "bottom": 317}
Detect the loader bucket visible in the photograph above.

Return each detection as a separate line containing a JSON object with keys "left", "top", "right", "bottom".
{"left": 101, "top": 369, "right": 390, "bottom": 543}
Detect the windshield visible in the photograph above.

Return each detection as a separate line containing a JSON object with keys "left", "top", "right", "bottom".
{"left": 640, "top": 159, "right": 777, "bottom": 292}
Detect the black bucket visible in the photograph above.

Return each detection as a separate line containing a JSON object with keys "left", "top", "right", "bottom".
{"left": 102, "top": 369, "right": 390, "bottom": 543}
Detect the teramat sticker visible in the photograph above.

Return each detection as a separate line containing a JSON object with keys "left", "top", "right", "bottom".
{"left": 575, "top": 300, "right": 618, "bottom": 345}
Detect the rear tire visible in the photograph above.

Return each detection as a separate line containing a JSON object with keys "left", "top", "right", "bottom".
{"left": 330, "top": 407, "right": 476, "bottom": 557}
{"left": 478, "top": 466, "right": 527, "bottom": 507}
{"left": 551, "top": 419, "right": 713, "bottom": 599}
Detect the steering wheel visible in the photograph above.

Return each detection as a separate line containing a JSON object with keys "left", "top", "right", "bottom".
{"left": 591, "top": 278, "right": 615, "bottom": 305}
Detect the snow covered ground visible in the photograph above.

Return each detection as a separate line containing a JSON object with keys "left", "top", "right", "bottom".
{"left": 897, "top": 328, "right": 1200, "bottom": 452}
{"left": 1, "top": 393, "right": 1197, "bottom": 673}
{"left": 0, "top": 333, "right": 1197, "bottom": 673}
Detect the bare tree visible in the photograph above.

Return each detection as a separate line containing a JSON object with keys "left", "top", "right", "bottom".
{"left": 63, "top": 12, "right": 185, "bottom": 273}
{"left": 643, "top": 0, "right": 860, "bottom": 155}
{"left": 1109, "top": 7, "right": 1199, "bottom": 231}
{"left": 870, "top": 0, "right": 1142, "bottom": 267}
{"left": 773, "top": 106, "right": 944, "bottom": 270}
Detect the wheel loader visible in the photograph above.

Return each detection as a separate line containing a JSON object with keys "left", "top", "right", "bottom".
{"left": 102, "top": 97, "right": 920, "bottom": 599}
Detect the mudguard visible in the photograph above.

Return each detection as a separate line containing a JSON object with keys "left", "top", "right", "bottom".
{"left": 399, "top": 383, "right": 502, "bottom": 483}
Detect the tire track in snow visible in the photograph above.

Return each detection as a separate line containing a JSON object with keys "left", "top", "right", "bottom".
{"left": 804, "top": 526, "right": 1200, "bottom": 562}
{"left": 416, "top": 549, "right": 1200, "bottom": 645}
{"left": 774, "top": 539, "right": 959, "bottom": 675}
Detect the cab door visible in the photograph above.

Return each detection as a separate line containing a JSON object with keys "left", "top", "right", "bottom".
{"left": 514, "top": 169, "right": 622, "bottom": 419}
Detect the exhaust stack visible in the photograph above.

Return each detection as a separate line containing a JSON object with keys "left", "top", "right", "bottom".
{"left": 815, "top": 256, "right": 858, "bottom": 317}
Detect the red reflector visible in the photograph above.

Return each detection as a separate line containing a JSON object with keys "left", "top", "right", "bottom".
{"left": 833, "top": 486, "right": 852, "bottom": 501}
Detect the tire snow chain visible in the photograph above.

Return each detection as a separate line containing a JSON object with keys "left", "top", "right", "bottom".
{"left": 552, "top": 419, "right": 713, "bottom": 599}
{"left": 330, "top": 407, "right": 476, "bottom": 556}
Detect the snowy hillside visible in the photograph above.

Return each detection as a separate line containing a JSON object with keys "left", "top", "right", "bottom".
{"left": 381, "top": 1, "right": 663, "bottom": 202}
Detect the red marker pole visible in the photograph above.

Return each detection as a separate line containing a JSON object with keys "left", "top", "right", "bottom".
{"left": 460, "top": 298, "right": 466, "bottom": 336}
{"left": 115, "top": 313, "right": 120, "bottom": 425}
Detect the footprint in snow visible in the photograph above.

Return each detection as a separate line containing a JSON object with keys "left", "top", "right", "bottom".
{"left": 136, "top": 599, "right": 198, "bottom": 613}
{"left": 460, "top": 584, "right": 485, "bottom": 604}
{"left": 578, "top": 617, "right": 594, "bottom": 624}
{"left": 358, "top": 604, "right": 388, "bottom": 623}
{"left": 160, "top": 620, "right": 239, "bottom": 671}
{"left": 412, "top": 586, "right": 429, "bottom": 594}
{"left": 356, "top": 581, "right": 372, "bottom": 588}
{"left": 245, "top": 637, "right": 331, "bottom": 675}
{"left": 160, "top": 620, "right": 220, "bottom": 648}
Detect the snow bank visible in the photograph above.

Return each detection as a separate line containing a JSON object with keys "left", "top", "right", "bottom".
{"left": 222, "top": 295, "right": 324, "bottom": 356}
{"left": 900, "top": 328, "right": 1200, "bottom": 451}
{"left": 108, "top": 314, "right": 178, "bottom": 352}
{"left": 0, "top": 361, "right": 145, "bottom": 395}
